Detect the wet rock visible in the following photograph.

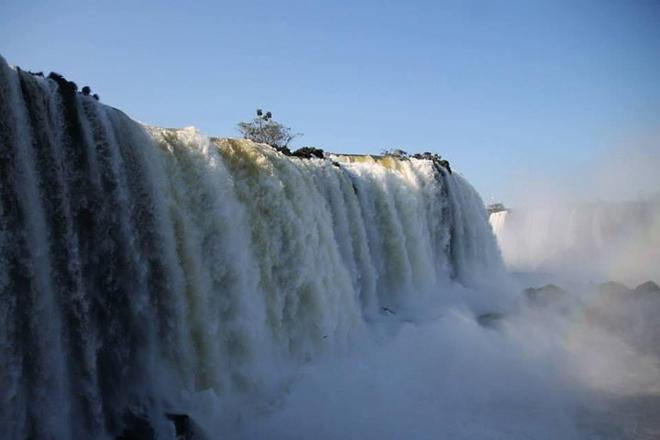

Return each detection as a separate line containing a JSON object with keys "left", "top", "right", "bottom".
{"left": 380, "top": 306, "right": 396, "bottom": 316}
{"left": 595, "top": 280, "right": 659, "bottom": 302}
{"left": 166, "top": 413, "right": 206, "bottom": 440}
{"left": 47, "top": 72, "right": 82, "bottom": 142}
{"left": 633, "top": 281, "right": 660, "bottom": 298}
{"left": 477, "top": 312, "right": 505, "bottom": 329}
{"left": 523, "top": 284, "right": 566, "bottom": 306}
{"left": 116, "top": 411, "right": 206, "bottom": 440}
{"left": 587, "top": 280, "right": 660, "bottom": 357}
{"left": 116, "top": 411, "right": 155, "bottom": 440}
{"left": 276, "top": 145, "right": 292, "bottom": 156}
{"left": 292, "top": 146, "right": 325, "bottom": 159}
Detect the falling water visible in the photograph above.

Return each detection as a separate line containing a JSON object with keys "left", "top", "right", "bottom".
{"left": 489, "top": 201, "right": 660, "bottom": 283}
{"left": 0, "top": 56, "right": 504, "bottom": 438}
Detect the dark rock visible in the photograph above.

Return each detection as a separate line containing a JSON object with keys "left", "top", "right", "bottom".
{"left": 47, "top": 72, "right": 82, "bottom": 142}
{"left": 438, "top": 159, "right": 452, "bottom": 174}
{"left": 380, "top": 306, "right": 396, "bottom": 316}
{"left": 116, "top": 411, "right": 206, "bottom": 440}
{"left": 48, "top": 72, "right": 78, "bottom": 94}
{"left": 487, "top": 203, "right": 507, "bottom": 215}
{"left": 275, "top": 145, "right": 292, "bottom": 156}
{"left": 633, "top": 281, "right": 660, "bottom": 297}
{"left": 477, "top": 312, "right": 505, "bottom": 329}
{"left": 166, "top": 413, "right": 206, "bottom": 440}
{"left": 524, "top": 284, "right": 566, "bottom": 306}
{"left": 382, "top": 149, "right": 408, "bottom": 159}
{"left": 292, "top": 146, "right": 325, "bottom": 159}
{"left": 93, "top": 93, "right": 100, "bottom": 100}
{"left": 413, "top": 152, "right": 452, "bottom": 173}
{"left": 586, "top": 280, "right": 660, "bottom": 357}
{"left": 595, "top": 281, "right": 659, "bottom": 302}
{"left": 412, "top": 152, "right": 435, "bottom": 160}
{"left": 116, "top": 411, "right": 155, "bottom": 440}
{"left": 82, "top": 86, "right": 91, "bottom": 96}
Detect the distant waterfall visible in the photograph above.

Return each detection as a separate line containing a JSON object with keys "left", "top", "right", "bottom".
{"left": 489, "top": 201, "right": 660, "bottom": 283}
{"left": 0, "top": 56, "right": 503, "bottom": 439}
{"left": 489, "top": 210, "right": 507, "bottom": 238}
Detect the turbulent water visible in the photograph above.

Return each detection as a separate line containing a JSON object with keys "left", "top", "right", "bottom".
{"left": 489, "top": 201, "right": 660, "bottom": 284}
{"left": 0, "top": 57, "right": 506, "bottom": 439}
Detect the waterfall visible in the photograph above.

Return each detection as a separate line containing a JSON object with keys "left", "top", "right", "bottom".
{"left": 489, "top": 200, "right": 660, "bottom": 283}
{"left": 489, "top": 210, "right": 507, "bottom": 238}
{"left": 0, "top": 56, "right": 504, "bottom": 439}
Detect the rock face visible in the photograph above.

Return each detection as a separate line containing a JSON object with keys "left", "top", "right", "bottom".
{"left": 292, "top": 146, "right": 325, "bottom": 159}
{"left": 116, "top": 412, "right": 155, "bottom": 440}
{"left": 633, "top": 280, "right": 660, "bottom": 297}
{"left": 116, "top": 412, "right": 206, "bottom": 440}
{"left": 477, "top": 312, "right": 505, "bottom": 329}
{"left": 594, "top": 280, "right": 660, "bottom": 300}
{"left": 587, "top": 280, "right": 660, "bottom": 357}
{"left": 523, "top": 284, "right": 567, "bottom": 307}
{"left": 486, "top": 203, "right": 507, "bottom": 215}
{"left": 166, "top": 413, "right": 205, "bottom": 440}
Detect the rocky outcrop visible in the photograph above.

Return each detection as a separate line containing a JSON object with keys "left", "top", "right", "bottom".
{"left": 633, "top": 280, "right": 660, "bottom": 297}
{"left": 292, "top": 146, "right": 325, "bottom": 159}
{"left": 523, "top": 284, "right": 566, "bottom": 307}
{"left": 116, "top": 411, "right": 205, "bottom": 440}
{"left": 587, "top": 280, "right": 660, "bottom": 357}
{"left": 477, "top": 312, "right": 505, "bottom": 329}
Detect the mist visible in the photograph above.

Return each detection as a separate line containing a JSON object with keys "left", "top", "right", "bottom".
{"left": 470, "top": 136, "right": 660, "bottom": 438}
{"left": 219, "top": 282, "right": 660, "bottom": 439}
{"left": 227, "top": 139, "right": 660, "bottom": 439}
{"left": 507, "top": 135, "right": 660, "bottom": 208}
{"left": 2, "top": 56, "right": 659, "bottom": 439}
{"left": 494, "top": 136, "right": 660, "bottom": 285}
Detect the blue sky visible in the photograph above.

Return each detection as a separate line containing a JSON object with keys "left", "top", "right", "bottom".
{"left": 1, "top": 0, "right": 659, "bottom": 204}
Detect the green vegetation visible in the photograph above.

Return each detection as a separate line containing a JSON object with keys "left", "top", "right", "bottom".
{"left": 236, "top": 112, "right": 450, "bottom": 171}
{"left": 292, "top": 146, "right": 325, "bottom": 159}
{"left": 381, "top": 149, "right": 452, "bottom": 174}
{"left": 237, "top": 109, "right": 301, "bottom": 153}
{"left": 381, "top": 149, "right": 409, "bottom": 159}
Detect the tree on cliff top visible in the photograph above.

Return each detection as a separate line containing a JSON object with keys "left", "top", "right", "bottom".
{"left": 237, "top": 109, "right": 301, "bottom": 151}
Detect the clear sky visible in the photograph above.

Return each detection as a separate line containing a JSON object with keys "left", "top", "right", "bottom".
{"left": 1, "top": 0, "right": 659, "bottom": 204}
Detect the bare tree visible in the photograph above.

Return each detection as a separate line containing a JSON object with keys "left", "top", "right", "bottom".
{"left": 381, "top": 149, "right": 409, "bottom": 159}
{"left": 237, "top": 109, "right": 301, "bottom": 151}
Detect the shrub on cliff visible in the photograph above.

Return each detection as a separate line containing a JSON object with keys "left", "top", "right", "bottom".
{"left": 411, "top": 151, "right": 452, "bottom": 174}
{"left": 237, "top": 109, "right": 301, "bottom": 152}
{"left": 381, "top": 149, "right": 409, "bottom": 159}
{"left": 292, "top": 146, "right": 325, "bottom": 159}
{"left": 438, "top": 159, "right": 452, "bottom": 174}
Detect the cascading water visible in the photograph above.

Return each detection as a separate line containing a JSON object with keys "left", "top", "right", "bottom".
{"left": 489, "top": 200, "right": 660, "bottom": 283}
{"left": 489, "top": 210, "right": 507, "bottom": 238}
{"left": 0, "top": 56, "right": 505, "bottom": 439}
